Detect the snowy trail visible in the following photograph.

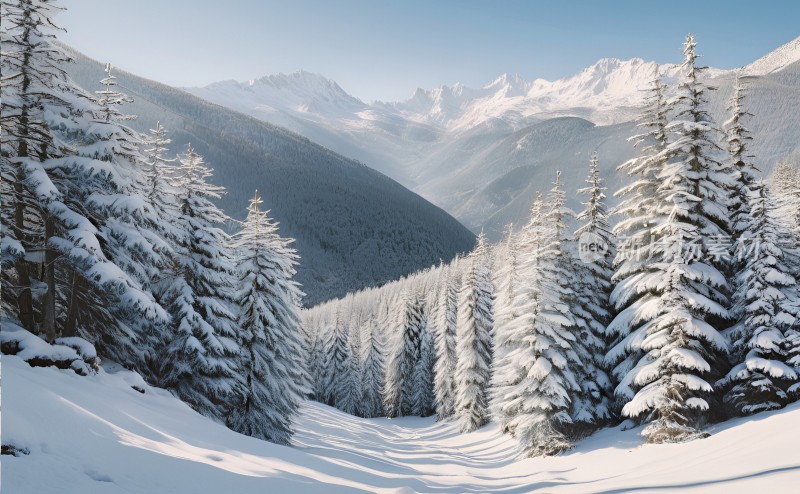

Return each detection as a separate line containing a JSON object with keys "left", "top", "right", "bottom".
{"left": 4, "top": 356, "right": 800, "bottom": 493}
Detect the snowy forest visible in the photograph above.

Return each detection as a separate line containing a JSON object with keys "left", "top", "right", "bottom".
{"left": 303, "top": 38, "right": 800, "bottom": 456}
{"left": 1, "top": 0, "right": 307, "bottom": 444}
{"left": 3, "top": 2, "right": 800, "bottom": 491}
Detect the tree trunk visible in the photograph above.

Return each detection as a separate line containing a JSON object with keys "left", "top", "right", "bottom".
{"left": 63, "top": 268, "right": 83, "bottom": 337}
{"left": 42, "top": 215, "right": 57, "bottom": 341}
{"left": 13, "top": 143, "right": 35, "bottom": 332}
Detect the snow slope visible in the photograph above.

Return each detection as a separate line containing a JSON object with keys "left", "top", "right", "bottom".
{"left": 4, "top": 356, "right": 800, "bottom": 493}
{"left": 744, "top": 35, "right": 800, "bottom": 76}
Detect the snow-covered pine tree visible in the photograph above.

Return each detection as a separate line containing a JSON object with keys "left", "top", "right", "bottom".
{"left": 492, "top": 193, "right": 545, "bottom": 435}
{"left": 361, "top": 317, "right": 386, "bottom": 418}
{"left": 337, "top": 320, "right": 362, "bottom": 415}
{"left": 492, "top": 226, "right": 519, "bottom": 369}
{"left": 454, "top": 232, "right": 494, "bottom": 432}
{"left": 499, "top": 174, "right": 583, "bottom": 456}
{"left": 719, "top": 180, "right": 799, "bottom": 415}
{"left": 1, "top": 0, "right": 163, "bottom": 353}
{"left": 433, "top": 264, "right": 460, "bottom": 420}
{"left": 616, "top": 35, "right": 732, "bottom": 444}
{"left": 140, "top": 121, "right": 181, "bottom": 257}
{"left": 0, "top": 0, "right": 65, "bottom": 335}
{"left": 605, "top": 70, "right": 672, "bottom": 409}
{"left": 303, "top": 315, "right": 323, "bottom": 400}
{"left": 315, "top": 317, "right": 336, "bottom": 403}
{"left": 227, "top": 190, "right": 307, "bottom": 443}
{"left": 725, "top": 73, "right": 759, "bottom": 240}
{"left": 570, "top": 153, "right": 615, "bottom": 432}
{"left": 137, "top": 122, "right": 183, "bottom": 380}
{"left": 412, "top": 311, "right": 436, "bottom": 417}
{"left": 326, "top": 310, "right": 352, "bottom": 408}
{"left": 384, "top": 291, "right": 424, "bottom": 417}
{"left": 85, "top": 64, "right": 168, "bottom": 292}
{"left": 64, "top": 63, "right": 172, "bottom": 366}
{"left": 161, "top": 145, "right": 241, "bottom": 418}
{"left": 771, "top": 161, "right": 800, "bottom": 244}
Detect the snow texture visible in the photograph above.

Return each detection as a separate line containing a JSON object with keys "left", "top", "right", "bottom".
{"left": 4, "top": 356, "right": 800, "bottom": 493}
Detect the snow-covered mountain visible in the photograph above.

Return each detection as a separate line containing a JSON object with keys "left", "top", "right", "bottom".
{"left": 379, "top": 58, "right": 698, "bottom": 129}
{"left": 186, "top": 36, "right": 800, "bottom": 238}
{"left": 63, "top": 47, "right": 475, "bottom": 306}
{"left": 743, "top": 35, "right": 800, "bottom": 76}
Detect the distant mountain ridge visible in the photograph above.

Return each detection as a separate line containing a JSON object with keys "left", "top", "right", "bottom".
{"left": 185, "top": 36, "right": 800, "bottom": 239}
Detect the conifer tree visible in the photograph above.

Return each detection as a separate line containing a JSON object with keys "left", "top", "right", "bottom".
{"left": 492, "top": 193, "right": 545, "bottom": 435}
{"left": 384, "top": 292, "right": 424, "bottom": 417}
{"left": 606, "top": 71, "right": 672, "bottom": 407}
{"left": 725, "top": 73, "right": 759, "bottom": 239}
{"left": 412, "top": 322, "right": 436, "bottom": 417}
{"left": 614, "top": 35, "right": 732, "bottom": 443}
{"left": 433, "top": 264, "right": 460, "bottom": 420}
{"left": 361, "top": 318, "right": 386, "bottom": 418}
{"left": 161, "top": 145, "right": 240, "bottom": 418}
{"left": 570, "top": 153, "right": 614, "bottom": 431}
{"left": 492, "top": 226, "right": 519, "bottom": 370}
{"left": 454, "top": 232, "right": 494, "bottom": 432}
{"left": 499, "top": 175, "right": 582, "bottom": 456}
{"left": 79, "top": 63, "right": 171, "bottom": 365}
{"left": 720, "top": 181, "right": 799, "bottom": 415}
{"left": 771, "top": 161, "right": 800, "bottom": 244}
{"left": 326, "top": 311, "right": 351, "bottom": 408}
{"left": 227, "top": 190, "right": 307, "bottom": 443}
{"left": 316, "top": 318, "right": 336, "bottom": 404}
{"left": 1, "top": 0, "right": 163, "bottom": 352}
{"left": 337, "top": 321, "right": 362, "bottom": 415}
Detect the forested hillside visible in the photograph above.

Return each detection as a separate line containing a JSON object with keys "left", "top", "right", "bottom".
{"left": 63, "top": 47, "right": 476, "bottom": 305}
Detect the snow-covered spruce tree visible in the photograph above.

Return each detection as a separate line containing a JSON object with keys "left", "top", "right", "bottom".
{"left": 605, "top": 70, "right": 672, "bottom": 409}
{"left": 85, "top": 64, "right": 170, "bottom": 292}
{"left": 492, "top": 193, "right": 545, "bottom": 435}
{"left": 0, "top": 0, "right": 63, "bottom": 334}
{"left": 337, "top": 321, "right": 362, "bottom": 416}
{"left": 719, "top": 181, "right": 799, "bottom": 415}
{"left": 314, "top": 317, "right": 335, "bottom": 403}
{"left": 433, "top": 264, "right": 460, "bottom": 420}
{"left": 454, "top": 232, "right": 494, "bottom": 432}
{"left": 725, "top": 73, "right": 759, "bottom": 240}
{"left": 75, "top": 64, "right": 175, "bottom": 366}
{"left": 771, "top": 161, "right": 800, "bottom": 244}
{"left": 325, "top": 310, "right": 352, "bottom": 408}
{"left": 412, "top": 313, "right": 437, "bottom": 417}
{"left": 500, "top": 175, "right": 584, "bottom": 456}
{"left": 615, "top": 35, "right": 732, "bottom": 444}
{"left": 492, "top": 226, "right": 519, "bottom": 371}
{"left": 570, "top": 153, "right": 615, "bottom": 432}
{"left": 384, "top": 291, "right": 424, "bottom": 417}
{"left": 137, "top": 122, "right": 183, "bottom": 379}
{"left": 140, "top": 121, "right": 181, "bottom": 261}
{"left": 361, "top": 318, "right": 386, "bottom": 418}
{"left": 161, "top": 145, "right": 241, "bottom": 418}
{"left": 227, "top": 190, "right": 307, "bottom": 444}
{"left": 1, "top": 0, "right": 163, "bottom": 351}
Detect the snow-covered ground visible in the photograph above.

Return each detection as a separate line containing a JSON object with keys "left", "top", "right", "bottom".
{"left": 3, "top": 356, "right": 799, "bottom": 493}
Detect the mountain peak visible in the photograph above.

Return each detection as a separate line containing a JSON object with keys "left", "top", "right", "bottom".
{"left": 485, "top": 72, "right": 528, "bottom": 96}
{"left": 743, "top": 35, "right": 800, "bottom": 76}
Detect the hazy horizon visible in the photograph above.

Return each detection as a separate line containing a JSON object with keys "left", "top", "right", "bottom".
{"left": 59, "top": 0, "right": 799, "bottom": 101}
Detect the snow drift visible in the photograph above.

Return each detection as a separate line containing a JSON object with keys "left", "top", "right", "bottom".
{"left": 3, "top": 357, "right": 800, "bottom": 493}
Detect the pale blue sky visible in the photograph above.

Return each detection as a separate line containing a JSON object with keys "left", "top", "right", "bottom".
{"left": 59, "top": 0, "right": 800, "bottom": 102}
